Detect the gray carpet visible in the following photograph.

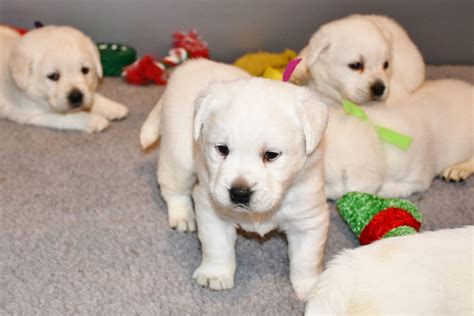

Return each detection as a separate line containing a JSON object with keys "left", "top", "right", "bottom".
{"left": 1, "top": 65, "right": 473, "bottom": 315}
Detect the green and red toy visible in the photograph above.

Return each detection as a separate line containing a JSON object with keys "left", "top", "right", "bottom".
{"left": 337, "top": 192, "right": 422, "bottom": 245}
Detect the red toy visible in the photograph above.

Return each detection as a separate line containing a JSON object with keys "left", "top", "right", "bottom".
{"left": 122, "top": 55, "right": 168, "bottom": 85}
{"left": 122, "top": 30, "right": 210, "bottom": 85}
{"left": 172, "top": 30, "right": 210, "bottom": 59}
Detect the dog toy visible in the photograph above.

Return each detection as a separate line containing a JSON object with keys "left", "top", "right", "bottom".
{"left": 234, "top": 49, "right": 297, "bottom": 77}
{"left": 172, "top": 30, "right": 209, "bottom": 58}
{"left": 97, "top": 43, "right": 137, "bottom": 77}
{"left": 337, "top": 192, "right": 422, "bottom": 245}
{"left": 122, "top": 30, "right": 209, "bottom": 85}
{"left": 121, "top": 55, "right": 168, "bottom": 85}
{"left": 343, "top": 99, "right": 413, "bottom": 150}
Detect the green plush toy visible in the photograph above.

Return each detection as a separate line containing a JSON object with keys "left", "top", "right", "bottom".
{"left": 97, "top": 43, "right": 137, "bottom": 77}
{"left": 336, "top": 192, "right": 422, "bottom": 245}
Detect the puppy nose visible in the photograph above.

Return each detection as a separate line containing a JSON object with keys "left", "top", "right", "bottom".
{"left": 229, "top": 186, "right": 253, "bottom": 206}
{"left": 371, "top": 81, "right": 386, "bottom": 98}
{"left": 68, "top": 89, "right": 84, "bottom": 108}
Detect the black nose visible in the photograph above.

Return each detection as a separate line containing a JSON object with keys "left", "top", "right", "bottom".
{"left": 68, "top": 89, "right": 84, "bottom": 108}
{"left": 371, "top": 81, "right": 386, "bottom": 98}
{"left": 229, "top": 187, "right": 252, "bottom": 206}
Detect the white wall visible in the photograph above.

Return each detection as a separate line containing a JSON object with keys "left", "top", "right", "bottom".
{"left": 1, "top": 0, "right": 472, "bottom": 64}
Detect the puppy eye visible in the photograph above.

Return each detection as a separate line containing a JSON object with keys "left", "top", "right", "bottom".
{"left": 215, "top": 144, "right": 229, "bottom": 157}
{"left": 47, "top": 72, "right": 60, "bottom": 81}
{"left": 383, "top": 61, "right": 389, "bottom": 70}
{"left": 81, "top": 67, "right": 90, "bottom": 75}
{"left": 263, "top": 151, "right": 281, "bottom": 162}
{"left": 348, "top": 62, "right": 364, "bottom": 71}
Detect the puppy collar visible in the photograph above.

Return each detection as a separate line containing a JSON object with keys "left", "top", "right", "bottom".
{"left": 342, "top": 100, "right": 413, "bottom": 150}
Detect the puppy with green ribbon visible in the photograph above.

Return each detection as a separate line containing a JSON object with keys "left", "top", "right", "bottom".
{"left": 320, "top": 78, "right": 473, "bottom": 199}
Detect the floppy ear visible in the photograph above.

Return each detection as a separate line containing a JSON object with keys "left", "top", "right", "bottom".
{"left": 306, "top": 31, "right": 331, "bottom": 66}
{"left": 193, "top": 87, "right": 217, "bottom": 141}
{"left": 8, "top": 43, "right": 32, "bottom": 90}
{"left": 290, "top": 46, "right": 311, "bottom": 85}
{"left": 296, "top": 88, "right": 329, "bottom": 155}
{"left": 85, "top": 35, "right": 103, "bottom": 78}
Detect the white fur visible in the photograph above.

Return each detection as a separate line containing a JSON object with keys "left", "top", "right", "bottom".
{"left": 0, "top": 25, "right": 128, "bottom": 133}
{"left": 140, "top": 59, "right": 330, "bottom": 300}
{"left": 324, "top": 79, "right": 474, "bottom": 199}
{"left": 305, "top": 226, "right": 474, "bottom": 315}
{"left": 292, "top": 14, "right": 425, "bottom": 106}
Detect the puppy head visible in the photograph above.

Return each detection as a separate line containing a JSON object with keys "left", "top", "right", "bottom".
{"left": 194, "top": 78, "right": 328, "bottom": 214}
{"left": 306, "top": 16, "right": 392, "bottom": 104}
{"left": 8, "top": 25, "right": 102, "bottom": 113}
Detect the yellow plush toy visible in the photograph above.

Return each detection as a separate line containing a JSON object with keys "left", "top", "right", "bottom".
{"left": 234, "top": 49, "right": 297, "bottom": 80}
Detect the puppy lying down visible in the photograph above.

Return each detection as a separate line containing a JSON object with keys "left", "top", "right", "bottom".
{"left": 141, "top": 59, "right": 330, "bottom": 300}
{"left": 0, "top": 25, "right": 128, "bottom": 133}
{"left": 291, "top": 14, "right": 425, "bottom": 107}
{"left": 325, "top": 79, "right": 473, "bottom": 199}
{"left": 305, "top": 226, "right": 473, "bottom": 315}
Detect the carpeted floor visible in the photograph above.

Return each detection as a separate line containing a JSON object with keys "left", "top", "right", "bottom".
{"left": 0, "top": 65, "right": 473, "bottom": 315}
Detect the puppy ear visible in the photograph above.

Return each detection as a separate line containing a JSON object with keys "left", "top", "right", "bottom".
{"left": 8, "top": 43, "right": 32, "bottom": 90}
{"left": 306, "top": 31, "right": 331, "bottom": 66}
{"left": 85, "top": 35, "right": 103, "bottom": 78}
{"left": 296, "top": 88, "right": 329, "bottom": 155}
{"left": 193, "top": 87, "right": 216, "bottom": 141}
{"left": 290, "top": 46, "right": 311, "bottom": 85}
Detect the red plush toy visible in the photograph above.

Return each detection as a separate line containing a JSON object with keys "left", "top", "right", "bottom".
{"left": 122, "top": 30, "right": 210, "bottom": 85}
{"left": 172, "top": 29, "right": 210, "bottom": 58}
{"left": 122, "top": 55, "right": 168, "bottom": 85}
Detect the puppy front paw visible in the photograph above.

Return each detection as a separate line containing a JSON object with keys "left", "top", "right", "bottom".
{"left": 86, "top": 114, "right": 110, "bottom": 133}
{"left": 168, "top": 201, "right": 196, "bottom": 232}
{"left": 292, "top": 275, "right": 319, "bottom": 301}
{"left": 193, "top": 263, "right": 234, "bottom": 290}
{"left": 103, "top": 103, "right": 129, "bottom": 121}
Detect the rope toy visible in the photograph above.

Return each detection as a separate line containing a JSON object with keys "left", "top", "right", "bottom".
{"left": 336, "top": 192, "right": 422, "bottom": 245}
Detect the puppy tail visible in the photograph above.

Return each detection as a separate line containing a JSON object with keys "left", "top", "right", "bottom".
{"left": 140, "top": 97, "right": 164, "bottom": 149}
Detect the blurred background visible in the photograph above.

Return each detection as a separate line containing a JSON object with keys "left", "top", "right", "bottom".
{"left": 1, "top": 0, "right": 473, "bottom": 64}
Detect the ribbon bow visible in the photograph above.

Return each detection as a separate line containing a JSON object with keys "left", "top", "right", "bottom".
{"left": 342, "top": 99, "right": 413, "bottom": 150}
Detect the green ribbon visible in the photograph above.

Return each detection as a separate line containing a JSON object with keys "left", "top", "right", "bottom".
{"left": 342, "top": 100, "right": 413, "bottom": 150}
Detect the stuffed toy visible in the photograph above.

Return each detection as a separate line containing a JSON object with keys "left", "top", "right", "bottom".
{"left": 234, "top": 49, "right": 297, "bottom": 77}
{"left": 122, "top": 55, "right": 168, "bottom": 85}
{"left": 336, "top": 192, "right": 422, "bottom": 245}
{"left": 97, "top": 43, "right": 137, "bottom": 77}
{"left": 122, "top": 30, "right": 209, "bottom": 85}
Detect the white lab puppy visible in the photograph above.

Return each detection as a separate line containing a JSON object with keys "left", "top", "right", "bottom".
{"left": 0, "top": 25, "right": 128, "bottom": 132}
{"left": 141, "top": 59, "right": 330, "bottom": 300}
{"left": 141, "top": 59, "right": 252, "bottom": 231}
{"left": 324, "top": 79, "right": 473, "bottom": 199}
{"left": 291, "top": 15, "right": 425, "bottom": 107}
{"left": 305, "top": 226, "right": 473, "bottom": 315}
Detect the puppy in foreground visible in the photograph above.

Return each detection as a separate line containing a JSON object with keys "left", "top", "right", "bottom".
{"left": 305, "top": 226, "right": 473, "bottom": 315}
{"left": 0, "top": 26, "right": 128, "bottom": 133}
{"left": 324, "top": 79, "right": 474, "bottom": 199}
{"left": 141, "top": 59, "right": 330, "bottom": 299}
{"left": 291, "top": 15, "right": 425, "bottom": 106}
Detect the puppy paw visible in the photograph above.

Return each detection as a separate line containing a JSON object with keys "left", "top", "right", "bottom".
{"left": 292, "top": 275, "right": 318, "bottom": 301}
{"left": 193, "top": 263, "right": 234, "bottom": 290}
{"left": 168, "top": 202, "right": 196, "bottom": 232}
{"left": 442, "top": 164, "right": 473, "bottom": 182}
{"left": 102, "top": 103, "right": 129, "bottom": 121}
{"left": 86, "top": 114, "right": 110, "bottom": 133}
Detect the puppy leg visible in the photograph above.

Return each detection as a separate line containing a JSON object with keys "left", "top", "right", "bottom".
{"left": 24, "top": 111, "right": 110, "bottom": 133}
{"left": 287, "top": 212, "right": 329, "bottom": 300}
{"left": 157, "top": 149, "right": 196, "bottom": 232}
{"left": 192, "top": 184, "right": 237, "bottom": 290}
{"left": 442, "top": 157, "right": 474, "bottom": 182}
{"left": 90, "top": 93, "right": 129, "bottom": 121}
